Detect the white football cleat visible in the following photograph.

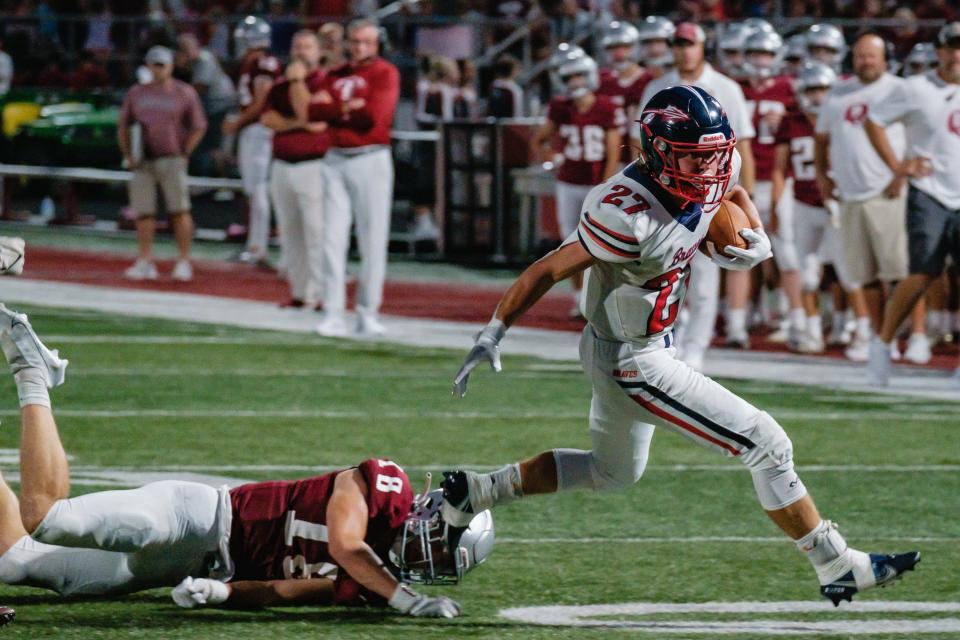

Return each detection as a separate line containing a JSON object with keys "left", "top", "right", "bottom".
{"left": 124, "top": 258, "right": 158, "bottom": 281}
{"left": 356, "top": 312, "right": 385, "bottom": 337}
{"left": 316, "top": 313, "right": 349, "bottom": 337}
{"left": 0, "top": 237, "right": 25, "bottom": 276}
{"left": 171, "top": 259, "right": 193, "bottom": 282}
{"left": 903, "top": 333, "right": 931, "bottom": 365}
{"left": 794, "top": 333, "right": 825, "bottom": 354}
{"left": 0, "top": 305, "right": 68, "bottom": 387}
{"left": 844, "top": 334, "right": 870, "bottom": 362}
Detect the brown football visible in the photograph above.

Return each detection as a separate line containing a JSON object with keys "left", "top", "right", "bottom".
{"left": 706, "top": 200, "right": 751, "bottom": 258}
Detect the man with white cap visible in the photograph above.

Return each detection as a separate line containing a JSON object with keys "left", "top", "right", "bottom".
{"left": 118, "top": 45, "right": 207, "bottom": 282}
{"left": 639, "top": 22, "right": 757, "bottom": 370}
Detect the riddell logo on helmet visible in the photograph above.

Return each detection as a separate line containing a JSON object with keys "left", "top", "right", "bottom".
{"left": 699, "top": 133, "right": 726, "bottom": 143}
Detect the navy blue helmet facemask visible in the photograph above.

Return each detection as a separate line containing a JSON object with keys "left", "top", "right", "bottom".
{"left": 637, "top": 85, "right": 736, "bottom": 207}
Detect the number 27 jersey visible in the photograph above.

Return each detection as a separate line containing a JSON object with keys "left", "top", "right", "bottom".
{"left": 574, "top": 152, "right": 741, "bottom": 345}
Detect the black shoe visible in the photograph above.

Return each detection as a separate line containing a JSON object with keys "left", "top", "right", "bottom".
{"left": 0, "top": 606, "right": 15, "bottom": 627}
{"left": 820, "top": 551, "right": 920, "bottom": 606}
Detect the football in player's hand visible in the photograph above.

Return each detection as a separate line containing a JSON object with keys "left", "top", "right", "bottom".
{"left": 706, "top": 200, "right": 750, "bottom": 258}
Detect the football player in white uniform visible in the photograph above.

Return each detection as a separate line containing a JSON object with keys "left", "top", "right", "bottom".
{"left": 444, "top": 85, "right": 919, "bottom": 606}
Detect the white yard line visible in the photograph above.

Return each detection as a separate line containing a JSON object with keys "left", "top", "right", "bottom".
{"left": 0, "top": 408, "right": 952, "bottom": 421}
{"left": 3, "top": 278, "right": 959, "bottom": 399}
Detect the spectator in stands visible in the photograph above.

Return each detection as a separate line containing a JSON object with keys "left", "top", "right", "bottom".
{"left": 0, "top": 38, "right": 11, "bottom": 97}
{"left": 262, "top": 29, "right": 329, "bottom": 310}
{"left": 70, "top": 49, "right": 110, "bottom": 92}
{"left": 118, "top": 46, "right": 207, "bottom": 282}
{"left": 267, "top": 0, "right": 298, "bottom": 56}
{"left": 487, "top": 54, "right": 524, "bottom": 118}
{"left": 317, "top": 18, "right": 401, "bottom": 337}
{"left": 177, "top": 33, "right": 237, "bottom": 176}
{"left": 319, "top": 22, "right": 346, "bottom": 70}
{"left": 814, "top": 32, "right": 928, "bottom": 364}
{"left": 456, "top": 59, "right": 478, "bottom": 118}
{"left": 82, "top": 0, "right": 113, "bottom": 56}
{"left": 865, "top": 22, "right": 960, "bottom": 383}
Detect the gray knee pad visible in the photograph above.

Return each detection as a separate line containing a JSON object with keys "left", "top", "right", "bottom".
{"left": 741, "top": 411, "right": 808, "bottom": 510}
{"left": 553, "top": 448, "right": 644, "bottom": 492}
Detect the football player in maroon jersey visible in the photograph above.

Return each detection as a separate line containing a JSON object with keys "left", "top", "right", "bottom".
{"left": 0, "top": 307, "right": 491, "bottom": 618}
{"left": 532, "top": 48, "right": 622, "bottom": 317}
{"left": 725, "top": 29, "right": 800, "bottom": 349}
{"left": 597, "top": 21, "right": 649, "bottom": 165}
{"left": 223, "top": 16, "right": 283, "bottom": 265}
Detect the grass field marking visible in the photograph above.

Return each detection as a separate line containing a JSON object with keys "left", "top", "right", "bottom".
{"left": 0, "top": 408, "right": 954, "bottom": 421}
{"left": 497, "top": 535, "right": 959, "bottom": 543}
{"left": 498, "top": 600, "right": 960, "bottom": 634}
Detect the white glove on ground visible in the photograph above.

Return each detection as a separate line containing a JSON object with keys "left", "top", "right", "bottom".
{"left": 389, "top": 583, "right": 462, "bottom": 618}
{"left": 712, "top": 228, "right": 773, "bottom": 271}
{"left": 172, "top": 577, "right": 230, "bottom": 609}
{"left": 452, "top": 319, "right": 505, "bottom": 398}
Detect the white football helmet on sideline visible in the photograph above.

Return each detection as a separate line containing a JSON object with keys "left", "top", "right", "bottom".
{"left": 392, "top": 489, "right": 494, "bottom": 585}
{"left": 601, "top": 21, "right": 641, "bottom": 70}
{"left": 551, "top": 52, "right": 599, "bottom": 99}
{"left": 233, "top": 15, "right": 271, "bottom": 55}
{"left": 805, "top": 24, "right": 847, "bottom": 71}
{"left": 637, "top": 15, "right": 675, "bottom": 69}
{"left": 795, "top": 61, "right": 837, "bottom": 115}
{"left": 743, "top": 30, "right": 784, "bottom": 79}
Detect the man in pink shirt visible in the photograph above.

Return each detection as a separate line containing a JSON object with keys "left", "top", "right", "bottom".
{"left": 118, "top": 46, "right": 207, "bottom": 282}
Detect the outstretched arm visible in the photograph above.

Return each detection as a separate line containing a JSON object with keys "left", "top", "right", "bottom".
{"left": 453, "top": 241, "right": 596, "bottom": 396}
{"left": 494, "top": 240, "right": 596, "bottom": 328}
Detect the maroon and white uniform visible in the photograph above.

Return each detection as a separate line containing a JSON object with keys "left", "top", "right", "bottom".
{"left": 267, "top": 70, "right": 338, "bottom": 305}
{"left": 548, "top": 95, "right": 620, "bottom": 238}
{"left": 320, "top": 57, "right": 402, "bottom": 327}
{"left": 236, "top": 53, "right": 283, "bottom": 255}
{"left": 230, "top": 458, "right": 413, "bottom": 605}
{"left": 741, "top": 75, "right": 799, "bottom": 272}
{"left": 0, "top": 459, "right": 413, "bottom": 602}
{"left": 597, "top": 68, "right": 648, "bottom": 164}
{"left": 775, "top": 111, "right": 854, "bottom": 290}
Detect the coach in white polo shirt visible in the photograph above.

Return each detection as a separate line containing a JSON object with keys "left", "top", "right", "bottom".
{"left": 863, "top": 22, "right": 960, "bottom": 385}
{"left": 814, "top": 33, "right": 911, "bottom": 351}
{"left": 638, "top": 22, "right": 757, "bottom": 371}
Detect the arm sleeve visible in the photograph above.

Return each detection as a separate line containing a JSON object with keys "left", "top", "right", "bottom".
{"left": 577, "top": 193, "right": 644, "bottom": 264}
{"left": 308, "top": 97, "right": 343, "bottom": 122}
{"left": 868, "top": 80, "right": 911, "bottom": 127}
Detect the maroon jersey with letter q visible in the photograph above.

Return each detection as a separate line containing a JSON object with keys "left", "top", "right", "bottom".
{"left": 228, "top": 458, "right": 413, "bottom": 606}
{"left": 548, "top": 95, "right": 620, "bottom": 186}
{"left": 237, "top": 53, "right": 282, "bottom": 109}
{"left": 774, "top": 111, "right": 823, "bottom": 207}
{"left": 597, "top": 68, "right": 649, "bottom": 163}
{"left": 741, "top": 76, "right": 796, "bottom": 181}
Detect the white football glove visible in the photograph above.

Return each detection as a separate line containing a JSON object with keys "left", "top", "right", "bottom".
{"left": 389, "top": 584, "right": 462, "bottom": 618}
{"left": 711, "top": 227, "right": 772, "bottom": 271}
{"left": 452, "top": 319, "right": 505, "bottom": 398}
{"left": 171, "top": 577, "right": 230, "bottom": 609}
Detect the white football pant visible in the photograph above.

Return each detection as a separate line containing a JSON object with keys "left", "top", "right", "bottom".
{"left": 271, "top": 158, "right": 325, "bottom": 302}
{"left": 238, "top": 123, "right": 273, "bottom": 254}
{"left": 321, "top": 148, "right": 394, "bottom": 319}
{"left": 0, "top": 482, "right": 231, "bottom": 596}
{"left": 794, "top": 201, "right": 857, "bottom": 291}
{"left": 555, "top": 181, "right": 594, "bottom": 239}
{"left": 674, "top": 251, "right": 720, "bottom": 364}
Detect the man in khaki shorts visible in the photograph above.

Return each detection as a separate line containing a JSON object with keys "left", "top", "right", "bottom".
{"left": 814, "top": 33, "right": 929, "bottom": 364}
{"left": 118, "top": 46, "right": 207, "bottom": 282}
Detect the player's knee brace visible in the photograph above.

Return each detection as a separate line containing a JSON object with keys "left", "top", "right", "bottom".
{"left": 553, "top": 448, "right": 644, "bottom": 492}
{"left": 740, "top": 411, "right": 807, "bottom": 510}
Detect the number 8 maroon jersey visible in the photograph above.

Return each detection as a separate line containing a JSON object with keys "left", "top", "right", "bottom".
{"left": 228, "top": 458, "right": 413, "bottom": 604}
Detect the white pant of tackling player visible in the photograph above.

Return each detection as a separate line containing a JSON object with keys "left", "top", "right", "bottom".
{"left": 238, "top": 124, "right": 273, "bottom": 258}
{"left": 319, "top": 147, "right": 394, "bottom": 337}
{"left": 270, "top": 158, "right": 325, "bottom": 305}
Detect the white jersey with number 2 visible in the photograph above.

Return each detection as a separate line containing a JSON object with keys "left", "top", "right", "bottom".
{"left": 569, "top": 151, "right": 741, "bottom": 346}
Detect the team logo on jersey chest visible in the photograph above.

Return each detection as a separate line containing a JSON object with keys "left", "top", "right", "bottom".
{"left": 670, "top": 241, "right": 702, "bottom": 267}
{"left": 844, "top": 103, "right": 868, "bottom": 125}
{"left": 948, "top": 110, "right": 960, "bottom": 137}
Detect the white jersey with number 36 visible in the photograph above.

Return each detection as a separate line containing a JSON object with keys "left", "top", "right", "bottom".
{"left": 570, "top": 151, "right": 741, "bottom": 345}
